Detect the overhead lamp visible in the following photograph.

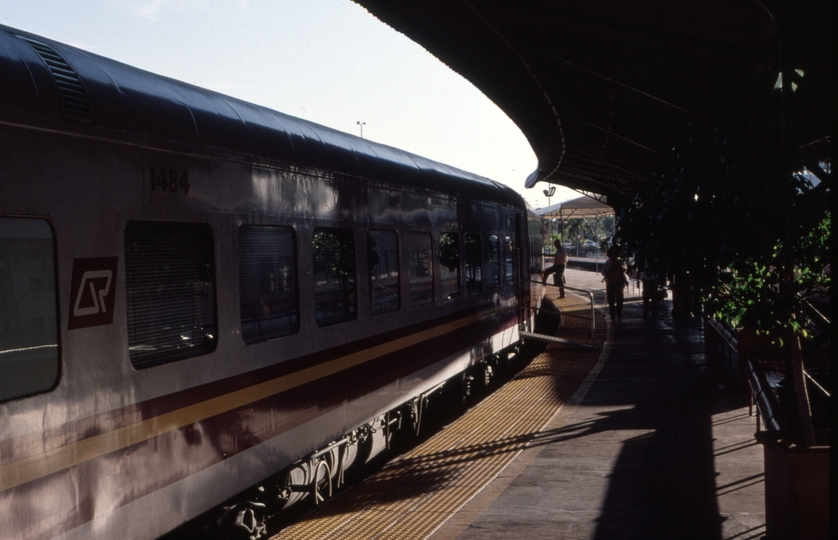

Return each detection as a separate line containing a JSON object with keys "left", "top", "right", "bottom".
{"left": 773, "top": 69, "right": 804, "bottom": 92}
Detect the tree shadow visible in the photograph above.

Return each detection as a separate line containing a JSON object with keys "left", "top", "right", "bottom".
{"left": 582, "top": 302, "right": 748, "bottom": 539}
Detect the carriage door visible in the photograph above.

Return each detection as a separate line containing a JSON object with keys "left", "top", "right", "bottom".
{"left": 513, "top": 212, "right": 524, "bottom": 302}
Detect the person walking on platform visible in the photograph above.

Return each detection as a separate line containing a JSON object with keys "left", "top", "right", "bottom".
{"left": 639, "top": 261, "right": 661, "bottom": 318}
{"left": 542, "top": 239, "right": 568, "bottom": 298}
{"left": 601, "top": 245, "right": 628, "bottom": 319}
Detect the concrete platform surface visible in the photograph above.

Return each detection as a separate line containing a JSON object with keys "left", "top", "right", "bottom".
{"left": 432, "top": 268, "right": 766, "bottom": 540}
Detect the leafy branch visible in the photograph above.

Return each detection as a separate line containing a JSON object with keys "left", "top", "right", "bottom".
{"left": 616, "top": 122, "right": 830, "bottom": 338}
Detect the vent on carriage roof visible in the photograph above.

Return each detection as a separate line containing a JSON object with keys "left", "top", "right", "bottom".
{"left": 16, "top": 35, "right": 93, "bottom": 124}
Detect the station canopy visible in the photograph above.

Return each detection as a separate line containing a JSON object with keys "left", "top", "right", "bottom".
{"left": 353, "top": 1, "right": 831, "bottom": 212}
{"left": 536, "top": 195, "right": 613, "bottom": 220}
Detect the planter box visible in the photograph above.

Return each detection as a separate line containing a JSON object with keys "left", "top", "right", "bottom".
{"left": 756, "top": 431, "right": 830, "bottom": 540}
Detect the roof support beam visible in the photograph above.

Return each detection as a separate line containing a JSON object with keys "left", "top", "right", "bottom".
{"left": 531, "top": 46, "right": 710, "bottom": 121}
{"left": 552, "top": 167, "right": 631, "bottom": 197}
{"left": 567, "top": 114, "right": 663, "bottom": 156}
{"left": 570, "top": 148, "right": 654, "bottom": 184}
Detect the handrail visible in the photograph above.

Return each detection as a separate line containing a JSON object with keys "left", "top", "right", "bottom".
{"left": 804, "top": 370, "right": 830, "bottom": 398}
{"left": 706, "top": 316, "right": 828, "bottom": 444}
{"left": 801, "top": 297, "right": 830, "bottom": 327}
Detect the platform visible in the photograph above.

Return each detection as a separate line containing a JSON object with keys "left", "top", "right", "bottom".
{"left": 271, "top": 269, "right": 765, "bottom": 539}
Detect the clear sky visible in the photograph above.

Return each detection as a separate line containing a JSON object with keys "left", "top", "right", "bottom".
{"left": 0, "top": 0, "right": 578, "bottom": 208}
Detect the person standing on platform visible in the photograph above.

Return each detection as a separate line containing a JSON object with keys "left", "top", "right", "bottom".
{"left": 542, "top": 239, "right": 568, "bottom": 298}
{"left": 639, "top": 261, "right": 661, "bottom": 318}
{"left": 601, "top": 245, "right": 628, "bottom": 319}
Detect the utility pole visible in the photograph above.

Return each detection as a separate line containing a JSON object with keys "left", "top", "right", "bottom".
{"left": 356, "top": 121, "right": 366, "bottom": 138}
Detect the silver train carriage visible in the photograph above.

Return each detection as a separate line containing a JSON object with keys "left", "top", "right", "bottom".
{"left": 0, "top": 25, "right": 545, "bottom": 540}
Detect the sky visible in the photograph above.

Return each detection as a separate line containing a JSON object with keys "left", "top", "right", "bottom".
{"left": 0, "top": 0, "right": 578, "bottom": 209}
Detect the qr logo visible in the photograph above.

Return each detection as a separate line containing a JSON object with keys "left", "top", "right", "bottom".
{"left": 68, "top": 257, "right": 118, "bottom": 330}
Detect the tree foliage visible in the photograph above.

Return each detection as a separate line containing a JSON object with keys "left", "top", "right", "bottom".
{"left": 550, "top": 215, "right": 614, "bottom": 248}
{"left": 616, "top": 122, "right": 830, "bottom": 337}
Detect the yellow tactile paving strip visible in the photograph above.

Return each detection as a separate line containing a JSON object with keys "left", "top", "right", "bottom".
{"left": 271, "top": 289, "right": 607, "bottom": 540}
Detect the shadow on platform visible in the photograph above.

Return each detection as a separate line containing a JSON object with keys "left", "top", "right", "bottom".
{"left": 582, "top": 302, "right": 757, "bottom": 539}
{"left": 451, "top": 270, "right": 763, "bottom": 540}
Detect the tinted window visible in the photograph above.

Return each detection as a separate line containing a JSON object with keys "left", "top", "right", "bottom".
{"left": 439, "top": 232, "right": 460, "bottom": 299}
{"left": 485, "top": 234, "right": 500, "bottom": 287}
{"left": 313, "top": 228, "right": 357, "bottom": 326}
{"left": 465, "top": 233, "right": 482, "bottom": 293}
{"left": 239, "top": 226, "right": 299, "bottom": 343}
{"left": 408, "top": 232, "right": 434, "bottom": 306}
{"left": 124, "top": 221, "right": 217, "bottom": 368}
{"left": 503, "top": 235, "right": 514, "bottom": 283}
{"left": 0, "top": 218, "right": 59, "bottom": 402}
{"left": 368, "top": 230, "right": 400, "bottom": 315}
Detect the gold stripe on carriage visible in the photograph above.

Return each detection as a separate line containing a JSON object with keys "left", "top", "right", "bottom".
{"left": 0, "top": 306, "right": 517, "bottom": 492}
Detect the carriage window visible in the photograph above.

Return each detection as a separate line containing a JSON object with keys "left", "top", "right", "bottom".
{"left": 313, "top": 228, "right": 357, "bottom": 326}
{"left": 502, "top": 235, "right": 514, "bottom": 283}
{"left": 124, "top": 221, "right": 217, "bottom": 369}
{"left": 408, "top": 232, "right": 434, "bottom": 306}
{"left": 465, "top": 233, "right": 482, "bottom": 293}
{"left": 0, "top": 218, "right": 59, "bottom": 402}
{"left": 239, "top": 226, "right": 299, "bottom": 343}
{"left": 368, "top": 230, "right": 400, "bottom": 315}
{"left": 439, "top": 232, "right": 460, "bottom": 299}
{"left": 485, "top": 234, "right": 500, "bottom": 287}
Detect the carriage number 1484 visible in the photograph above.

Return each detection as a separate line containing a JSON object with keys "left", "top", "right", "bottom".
{"left": 150, "top": 167, "right": 190, "bottom": 194}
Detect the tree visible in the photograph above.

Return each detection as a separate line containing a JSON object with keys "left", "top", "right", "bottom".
{"left": 616, "top": 122, "right": 830, "bottom": 339}
{"left": 550, "top": 215, "right": 613, "bottom": 250}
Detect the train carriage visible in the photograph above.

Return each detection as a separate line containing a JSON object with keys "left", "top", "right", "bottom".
{"left": 0, "top": 25, "right": 544, "bottom": 540}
